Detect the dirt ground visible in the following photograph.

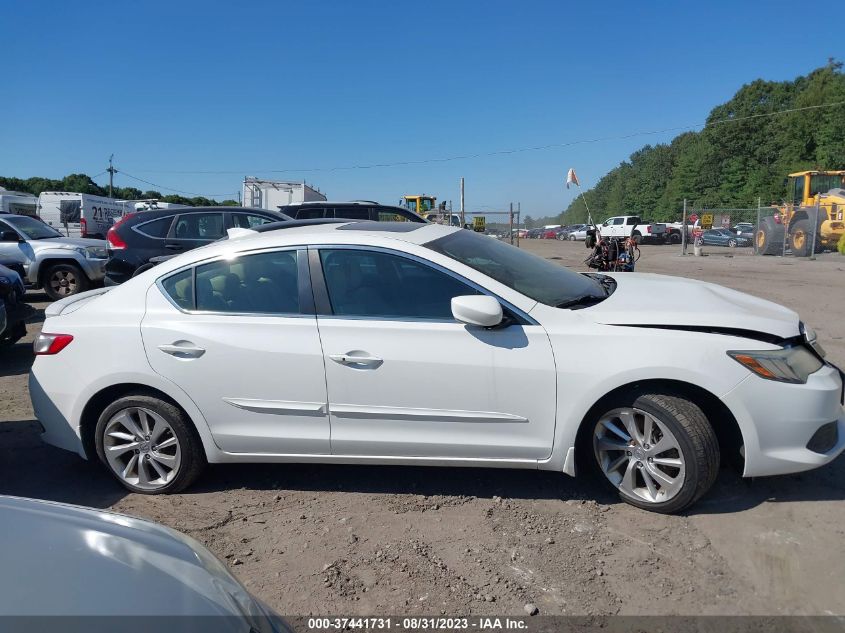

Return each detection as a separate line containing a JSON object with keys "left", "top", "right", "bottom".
{"left": 1, "top": 240, "right": 844, "bottom": 617}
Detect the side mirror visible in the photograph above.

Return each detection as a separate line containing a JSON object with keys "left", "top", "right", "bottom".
{"left": 1, "top": 230, "right": 20, "bottom": 242}
{"left": 451, "top": 295, "right": 503, "bottom": 328}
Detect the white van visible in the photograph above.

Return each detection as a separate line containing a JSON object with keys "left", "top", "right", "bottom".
{"left": 36, "top": 192, "right": 132, "bottom": 239}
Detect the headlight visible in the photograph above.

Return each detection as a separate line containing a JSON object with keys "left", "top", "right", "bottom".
{"left": 728, "top": 346, "right": 823, "bottom": 384}
{"left": 801, "top": 323, "right": 827, "bottom": 358}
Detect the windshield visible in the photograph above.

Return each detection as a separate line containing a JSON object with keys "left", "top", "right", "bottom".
{"left": 425, "top": 229, "right": 604, "bottom": 307}
{"left": 1, "top": 215, "right": 62, "bottom": 240}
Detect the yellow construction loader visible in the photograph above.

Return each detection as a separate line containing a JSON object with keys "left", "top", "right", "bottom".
{"left": 757, "top": 170, "right": 845, "bottom": 256}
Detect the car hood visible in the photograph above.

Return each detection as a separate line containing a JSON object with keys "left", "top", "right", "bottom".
{"left": 585, "top": 273, "right": 799, "bottom": 339}
{"left": 0, "top": 496, "right": 266, "bottom": 617}
{"left": 30, "top": 236, "right": 107, "bottom": 250}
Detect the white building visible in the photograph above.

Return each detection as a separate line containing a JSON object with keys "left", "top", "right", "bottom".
{"left": 242, "top": 178, "right": 326, "bottom": 211}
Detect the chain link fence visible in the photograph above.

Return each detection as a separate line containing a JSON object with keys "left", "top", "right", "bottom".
{"left": 684, "top": 204, "right": 836, "bottom": 257}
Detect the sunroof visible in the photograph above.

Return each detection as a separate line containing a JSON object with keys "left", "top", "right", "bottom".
{"left": 337, "top": 222, "right": 425, "bottom": 233}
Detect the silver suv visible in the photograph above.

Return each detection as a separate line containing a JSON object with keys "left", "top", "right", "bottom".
{"left": 0, "top": 213, "right": 108, "bottom": 300}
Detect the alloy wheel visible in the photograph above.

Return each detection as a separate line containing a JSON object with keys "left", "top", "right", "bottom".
{"left": 593, "top": 408, "right": 685, "bottom": 504}
{"left": 102, "top": 407, "right": 182, "bottom": 491}
{"left": 50, "top": 270, "right": 78, "bottom": 297}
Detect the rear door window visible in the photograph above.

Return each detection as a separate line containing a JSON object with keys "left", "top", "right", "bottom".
{"left": 332, "top": 207, "right": 371, "bottom": 221}
{"left": 194, "top": 250, "right": 300, "bottom": 314}
{"left": 170, "top": 213, "right": 225, "bottom": 242}
{"left": 294, "top": 209, "right": 326, "bottom": 220}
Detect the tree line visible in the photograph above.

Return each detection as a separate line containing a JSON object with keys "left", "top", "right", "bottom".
{"left": 531, "top": 62, "right": 844, "bottom": 227}
{"left": 0, "top": 173, "right": 238, "bottom": 207}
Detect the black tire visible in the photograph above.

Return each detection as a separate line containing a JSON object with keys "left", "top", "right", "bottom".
{"left": 42, "top": 263, "right": 89, "bottom": 301}
{"left": 132, "top": 262, "right": 158, "bottom": 277}
{"left": 668, "top": 232, "right": 682, "bottom": 244}
{"left": 586, "top": 391, "right": 720, "bottom": 514}
{"left": 756, "top": 218, "right": 783, "bottom": 255}
{"left": 789, "top": 219, "right": 818, "bottom": 257}
{"left": 94, "top": 394, "right": 206, "bottom": 494}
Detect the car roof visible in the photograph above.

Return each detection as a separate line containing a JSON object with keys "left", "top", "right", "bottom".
{"left": 126, "top": 206, "right": 291, "bottom": 222}
{"left": 149, "top": 221, "right": 458, "bottom": 274}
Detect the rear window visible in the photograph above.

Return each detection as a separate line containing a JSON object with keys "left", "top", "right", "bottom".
{"left": 135, "top": 216, "right": 174, "bottom": 238}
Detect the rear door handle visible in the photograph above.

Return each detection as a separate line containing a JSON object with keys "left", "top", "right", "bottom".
{"left": 164, "top": 244, "right": 183, "bottom": 250}
{"left": 329, "top": 353, "right": 383, "bottom": 366}
{"left": 158, "top": 343, "right": 206, "bottom": 358}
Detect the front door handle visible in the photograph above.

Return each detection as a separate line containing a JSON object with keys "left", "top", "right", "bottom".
{"left": 329, "top": 353, "right": 383, "bottom": 366}
{"left": 158, "top": 343, "right": 206, "bottom": 358}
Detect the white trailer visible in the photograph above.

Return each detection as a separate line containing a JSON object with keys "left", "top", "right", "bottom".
{"left": 36, "top": 192, "right": 129, "bottom": 239}
{"left": 242, "top": 177, "right": 326, "bottom": 211}
{"left": 0, "top": 189, "right": 38, "bottom": 216}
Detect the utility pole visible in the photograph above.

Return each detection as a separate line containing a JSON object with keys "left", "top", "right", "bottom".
{"left": 107, "top": 154, "right": 117, "bottom": 198}
{"left": 517, "top": 202, "right": 521, "bottom": 247}
{"left": 509, "top": 202, "right": 514, "bottom": 245}
{"left": 460, "top": 177, "right": 465, "bottom": 229}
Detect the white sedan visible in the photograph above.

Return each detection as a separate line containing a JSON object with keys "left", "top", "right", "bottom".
{"left": 30, "top": 221, "right": 844, "bottom": 513}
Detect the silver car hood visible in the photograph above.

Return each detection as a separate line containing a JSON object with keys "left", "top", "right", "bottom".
{"left": 585, "top": 273, "right": 800, "bottom": 339}
{"left": 0, "top": 496, "right": 264, "bottom": 617}
{"left": 30, "top": 236, "right": 107, "bottom": 250}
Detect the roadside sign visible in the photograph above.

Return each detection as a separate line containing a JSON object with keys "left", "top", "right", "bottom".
{"left": 721, "top": 215, "right": 731, "bottom": 228}
{"left": 473, "top": 216, "right": 486, "bottom": 232}
{"left": 688, "top": 213, "right": 698, "bottom": 223}
{"left": 701, "top": 213, "right": 714, "bottom": 229}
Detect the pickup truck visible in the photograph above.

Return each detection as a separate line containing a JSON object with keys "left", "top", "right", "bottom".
{"left": 0, "top": 213, "right": 108, "bottom": 301}
{"left": 597, "top": 215, "right": 666, "bottom": 244}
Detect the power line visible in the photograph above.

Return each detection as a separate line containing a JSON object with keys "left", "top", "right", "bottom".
{"left": 122, "top": 100, "right": 845, "bottom": 176}
{"left": 116, "top": 169, "right": 238, "bottom": 199}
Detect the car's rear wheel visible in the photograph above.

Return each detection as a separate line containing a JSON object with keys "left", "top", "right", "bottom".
{"left": 95, "top": 395, "right": 205, "bottom": 494}
{"left": 43, "top": 263, "right": 89, "bottom": 301}
{"left": 590, "top": 392, "right": 719, "bottom": 513}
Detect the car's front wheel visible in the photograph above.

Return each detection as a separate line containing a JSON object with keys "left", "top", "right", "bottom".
{"left": 590, "top": 392, "right": 719, "bottom": 513}
{"left": 95, "top": 395, "right": 205, "bottom": 494}
{"left": 42, "top": 263, "right": 89, "bottom": 301}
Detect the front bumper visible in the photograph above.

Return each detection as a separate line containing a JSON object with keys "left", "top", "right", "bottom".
{"left": 79, "top": 258, "right": 107, "bottom": 282}
{"left": 721, "top": 364, "right": 845, "bottom": 477}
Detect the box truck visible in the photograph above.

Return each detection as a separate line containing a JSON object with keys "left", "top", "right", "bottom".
{"left": 36, "top": 192, "right": 133, "bottom": 239}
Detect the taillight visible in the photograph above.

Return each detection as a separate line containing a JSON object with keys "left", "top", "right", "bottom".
{"left": 646, "top": 226, "right": 652, "bottom": 233}
{"left": 33, "top": 333, "right": 74, "bottom": 355}
{"left": 106, "top": 226, "right": 126, "bottom": 249}
{"left": 773, "top": 213, "right": 781, "bottom": 225}
{"left": 107, "top": 213, "right": 135, "bottom": 250}
{"left": 80, "top": 217, "right": 88, "bottom": 237}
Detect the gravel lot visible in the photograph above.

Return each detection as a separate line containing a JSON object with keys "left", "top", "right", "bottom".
{"left": 1, "top": 240, "right": 843, "bottom": 616}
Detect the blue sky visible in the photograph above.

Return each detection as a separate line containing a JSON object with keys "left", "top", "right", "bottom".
{"left": 2, "top": 0, "right": 840, "bottom": 217}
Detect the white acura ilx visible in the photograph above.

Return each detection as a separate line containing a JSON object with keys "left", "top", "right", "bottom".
{"left": 29, "top": 220, "right": 844, "bottom": 513}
